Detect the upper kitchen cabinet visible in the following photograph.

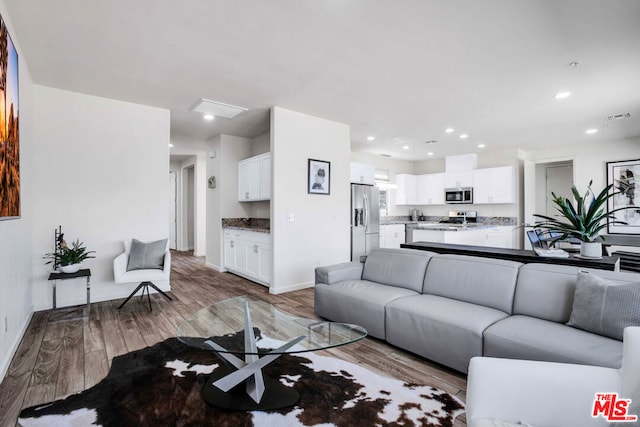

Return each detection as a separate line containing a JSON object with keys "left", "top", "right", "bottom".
{"left": 444, "top": 170, "right": 473, "bottom": 189}
{"left": 350, "top": 162, "right": 376, "bottom": 185}
{"left": 238, "top": 152, "right": 271, "bottom": 202}
{"left": 416, "top": 173, "right": 445, "bottom": 205}
{"left": 473, "top": 166, "right": 515, "bottom": 204}
{"left": 396, "top": 174, "right": 417, "bottom": 205}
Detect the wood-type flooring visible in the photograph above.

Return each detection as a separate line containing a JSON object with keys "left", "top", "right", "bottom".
{"left": 0, "top": 251, "right": 467, "bottom": 426}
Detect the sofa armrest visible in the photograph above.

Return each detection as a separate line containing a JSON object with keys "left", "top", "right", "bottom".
{"left": 315, "top": 262, "right": 363, "bottom": 285}
{"left": 466, "top": 357, "right": 620, "bottom": 427}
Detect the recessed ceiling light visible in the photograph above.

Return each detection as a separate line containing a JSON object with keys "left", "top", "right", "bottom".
{"left": 478, "top": 144, "right": 486, "bottom": 148}
{"left": 203, "top": 114, "right": 215, "bottom": 121}
{"left": 586, "top": 128, "right": 598, "bottom": 134}
{"left": 445, "top": 128, "right": 454, "bottom": 133}
{"left": 459, "top": 134, "right": 469, "bottom": 139}
{"left": 169, "top": 143, "right": 174, "bottom": 148}
{"left": 402, "top": 145, "right": 410, "bottom": 150}
{"left": 367, "top": 136, "right": 375, "bottom": 141}
{"left": 554, "top": 91, "right": 571, "bottom": 100}
{"left": 427, "top": 152, "right": 434, "bottom": 156}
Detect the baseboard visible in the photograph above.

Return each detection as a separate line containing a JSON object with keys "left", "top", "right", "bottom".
{"left": 269, "top": 281, "right": 314, "bottom": 295}
{"left": 0, "top": 309, "right": 34, "bottom": 381}
{"left": 205, "top": 262, "right": 224, "bottom": 272}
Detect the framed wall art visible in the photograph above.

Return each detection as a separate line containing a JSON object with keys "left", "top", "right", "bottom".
{"left": 607, "top": 159, "right": 640, "bottom": 234}
{"left": 0, "top": 13, "right": 20, "bottom": 220}
{"left": 308, "top": 159, "right": 330, "bottom": 195}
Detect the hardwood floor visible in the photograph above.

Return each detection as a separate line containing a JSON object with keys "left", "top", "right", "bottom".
{"left": 0, "top": 251, "right": 467, "bottom": 426}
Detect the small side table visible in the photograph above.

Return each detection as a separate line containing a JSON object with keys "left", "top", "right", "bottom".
{"left": 47, "top": 269, "right": 91, "bottom": 321}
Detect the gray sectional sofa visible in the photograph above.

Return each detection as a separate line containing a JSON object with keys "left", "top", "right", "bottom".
{"left": 314, "top": 248, "right": 637, "bottom": 373}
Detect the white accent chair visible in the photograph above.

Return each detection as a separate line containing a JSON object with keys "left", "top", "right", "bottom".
{"left": 466, "top": 326, "right": 640, "bottom": 427}
{"left": 113, "top": 239, "right": 172, "bottom": 311}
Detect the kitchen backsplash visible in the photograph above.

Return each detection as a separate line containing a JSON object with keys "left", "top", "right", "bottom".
{"left": 222, "top": 218, "right": 270, "bottom": 230}
{"left": 382, "top": 215, "right": 517, "bottom": 226}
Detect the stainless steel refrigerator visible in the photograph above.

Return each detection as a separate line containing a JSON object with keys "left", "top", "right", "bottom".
{"left": 351, "top": 184, "right": 380, "bottom": 261}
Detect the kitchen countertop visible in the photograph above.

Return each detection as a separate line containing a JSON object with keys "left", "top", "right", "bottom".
{"left": 409, "top": 223, "right": 499, "bottom": 232}
{"left": 222, "top": 218, "right": 270, "bottom": 233}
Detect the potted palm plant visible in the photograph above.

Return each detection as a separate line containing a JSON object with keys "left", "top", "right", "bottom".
{"left": 44, "top": 238, "right": 96, "bottom": 273}
{"left": 533, "top": 180, "right": 630, "bottom": 258}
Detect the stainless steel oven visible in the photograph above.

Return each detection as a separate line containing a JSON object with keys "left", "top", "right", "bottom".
{"left": 445, "top": 187, "right": 473, "bottom": 204}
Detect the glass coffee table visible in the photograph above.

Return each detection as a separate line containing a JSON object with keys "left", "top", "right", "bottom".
{"left": 176, "top": 295, "right": 367, "bottom": 410}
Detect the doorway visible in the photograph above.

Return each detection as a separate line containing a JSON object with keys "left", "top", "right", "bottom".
{"left": 183, "top": 165, "right": 195, "bottom": 251}
{"left": 523, "top": 158, "right": 575, "bottom": 249}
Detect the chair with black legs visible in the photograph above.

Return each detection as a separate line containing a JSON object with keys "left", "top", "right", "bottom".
{"left": 113, "top": 238, "right": 172, "bottom": 311}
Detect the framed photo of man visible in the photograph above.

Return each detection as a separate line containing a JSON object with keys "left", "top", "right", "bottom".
{"left": 308, "top": 159, "right": 330, "bottom": 195}
{"left": 607, "top": 159, "right": 640, "bottom": 234}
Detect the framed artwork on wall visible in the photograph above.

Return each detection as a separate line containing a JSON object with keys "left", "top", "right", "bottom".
{"left": 308, "top": 159, "right": 330, "bottom": 195}
{"left": 607, "top": 159, "right": 640, "bottom": 234}
{"left": 0, "top": 13, "right": 20, "bottom": 220}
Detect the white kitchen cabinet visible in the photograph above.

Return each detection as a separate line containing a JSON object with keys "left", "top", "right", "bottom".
{"left": 412, "top": 229, "right": 445, "bottom": 243}
{"left": 473, "top": 166, "right": 515, "bottom": 204}
{"left": 223, "top": 229, "right": 271, "bottom": 286}
{"left": 444, "top": 170, "right": 473, "bottom": 189}
{"left": 350, "top": 162, "right": 376, "bottom": 185}
{"left": 380, "top": 224, "right": 406, "bottom": 248}
{"left": 396, "top": 174, "right": 417, "bottom": 205}
{"left": 416, "top": 173, "right": 445, "bottom": 205}
{"left": 259, "top": 154, "right": 271, "bottom": 200}
{"left": 238, "top": 153, "right": 271, "bottom": 202}
{"left": 484, "top": 226, "right": 516, "bottom": 249}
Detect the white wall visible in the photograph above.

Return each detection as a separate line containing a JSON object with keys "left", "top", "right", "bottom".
{"left": 271, "top": 107, "right": 350, "bottom": 294}
{"left": 0, "top": 0, "right": 36, "bottom": 379}
{"left": 205, "top": 134, "right": 253, "bottom": 270}
{"left": 31, "top": 86, "right": 170, "bottom": 310}
{"left": 350, "top": 151, "right": 414, "bottom": 217}
{"left": 523, "top": 138, "right": 640, "bottom": 197}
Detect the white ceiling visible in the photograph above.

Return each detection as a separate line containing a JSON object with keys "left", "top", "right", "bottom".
{"left": 6, "top": 0, "right": 640, "bottom": 161}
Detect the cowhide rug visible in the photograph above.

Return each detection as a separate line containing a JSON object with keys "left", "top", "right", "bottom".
{"left": 18, "top": 335, "right": 464, "bottom": 427}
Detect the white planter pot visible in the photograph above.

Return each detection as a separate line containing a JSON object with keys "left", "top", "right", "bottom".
{"left": 60, "top": 263, "right": 81, "bottom": 274}
{"left": 580, "top": 242, "right": 602, "bottom": 258}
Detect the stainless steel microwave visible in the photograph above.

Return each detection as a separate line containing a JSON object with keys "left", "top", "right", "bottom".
{"left": 445, "top": 187, "right": 473, "bottom": 204}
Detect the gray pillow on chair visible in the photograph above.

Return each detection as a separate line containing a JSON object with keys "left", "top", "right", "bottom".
{"left": 567, "top": 271, "right": 640, "bottom": 340}
{"left": 126, "top": 238, "right": 168, "bottom": 271}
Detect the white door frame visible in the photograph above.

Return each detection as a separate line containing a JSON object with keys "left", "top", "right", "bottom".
{"left": 169, "top": 171, "right": 177, "bottom": 250}
{"left": 523, "top": 156, "right": 576, "bottom": 249}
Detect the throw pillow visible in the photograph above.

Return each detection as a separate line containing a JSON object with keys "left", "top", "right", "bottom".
{"left": 567, "top": 271, "right": 640, "bottom": 340}
{"left": 126, "top": 238, "right": 168, "bottom": 271}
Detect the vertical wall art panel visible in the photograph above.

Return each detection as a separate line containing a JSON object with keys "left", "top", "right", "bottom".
{"left": 0, "top": 12, "right": 19, "bottom": 220}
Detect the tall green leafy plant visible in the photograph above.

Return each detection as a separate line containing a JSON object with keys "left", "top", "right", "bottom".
{"left": 534, "top": 180, "right": 630, "bottom": 243}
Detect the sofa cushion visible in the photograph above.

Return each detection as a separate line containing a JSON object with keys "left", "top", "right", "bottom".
{"left": 513, "top": 263, "right": 580, "bottom": 323}
{"left": 514, "top": 264, "right": 640, "bottom": 324}
{"left": 483, "top": 315, "right": 622, "bottom": 368}
{"left": 314, "top": 280, "right": 418, "bottom": 339}
{"left": 567, "top": 271, "right": 640, "bottom": 340}
{"left": 422, "top": 254, "right": 521, "bottom": 314}
{"left": 385, "top": 294, "right": 509, "bottom": 373}
{"left": 362, "top": 248, "right": 435, "bottom": 293}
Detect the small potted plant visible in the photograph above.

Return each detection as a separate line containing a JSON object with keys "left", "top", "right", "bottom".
{"left": 44, "top": 238, "right": 96, "bottom": 273}
{"left": 533, "top": 180, "right": 631, "bottom": 258}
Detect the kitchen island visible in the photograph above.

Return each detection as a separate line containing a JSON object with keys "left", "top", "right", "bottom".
{"left": 401, "top": 241, "right": 620, "bottom": 271}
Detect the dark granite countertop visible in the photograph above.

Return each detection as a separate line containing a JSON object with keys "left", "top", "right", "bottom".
{"left": 222, "top": 218, "right": 270, "bottom": 233}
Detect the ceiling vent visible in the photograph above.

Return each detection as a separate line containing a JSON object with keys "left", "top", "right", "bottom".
{"left": 605, "top": 112, "right": 631, "bottom": 121}
{"left": 380, "top": 154, "right": 392, "bottom": 158}
{"left": 424, "top": 140, "right": 439, "bottom": 144}
{"left": 190, "top": 98, "right": 247, "bottom": 119}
